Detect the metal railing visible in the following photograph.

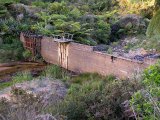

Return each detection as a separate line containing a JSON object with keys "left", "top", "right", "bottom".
{"left": 52, "top": 33, "right": 73, "bottom": 42}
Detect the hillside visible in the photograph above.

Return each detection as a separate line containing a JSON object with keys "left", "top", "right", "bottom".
{"left": 0, "top": 0, "right": 160, "bottom": 120}
{"left": 0, "top": 0, "right": 160, "bottom": 63}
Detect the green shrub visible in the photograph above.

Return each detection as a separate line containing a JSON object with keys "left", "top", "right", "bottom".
{"left": 0, "top": 0, "right": 19, "bottom": 4}
{"left": 32, "top": 1, "right": 49, "bottom": 8}
{"left": 42, "top": 65, "right": 70, "bottom": 80}
{"left": 22, "top": 50, "right": 32, "bottom": 60}
{"left": 0, "top": 5, "right": 8, "bottom": 18}
{"left": 12, "top": 71, "right": 33, "bottom": 83}
{"left": 143, "top": 61, "right": 160, "bottom": 86}
{"left": 48, "top": 73, "right": 140, "bottom": 120}
{"left": 93, "top": 20, "right": 111, "bottom": 44}
{"left": 0, "top": 39, "right": 24, "bottom": 63}
{"left": 146, "top": 9, "right": 160, "bottom": 37}
{"left": 0, "top": 71, "right": 33, "bottom": 90}
{"left": 0, "top": 87, "right": 44, "bottom": 120}
{"left": 130, "top": 62, "right": 160, "bottom": 120}
{"left": 137, "top": 35, "right": 160, "bottom": 52}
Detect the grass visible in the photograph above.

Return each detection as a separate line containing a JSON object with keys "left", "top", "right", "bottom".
{"left": 121, "top": 34, "right": 160, "bottom": 53}
{"left": 0, "top": 64, "right": 144, "bottom": 120}
{"left": 42, "top": 65, "right": 70, "bottom": 80}
{"left": 0, "top": 71, "right": 33, "bottom": 90}
{"left": 47, "top": 72, "right": 142, "bottom": 120}
{"left": 69, "top": 73, "right": 115, "bottom": 84}
{"left": 0, "top": 65, "right": 69, "bottom": 90}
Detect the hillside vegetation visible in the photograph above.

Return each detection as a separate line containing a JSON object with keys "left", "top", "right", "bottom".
{"left": 0, "top": 0, "right": 160, "bottom": 63}
{"left": 0, "top": 1, "right": 160, "bottom": 119}
{"left": 0, "top": 63, "right": 160, "bottom": 120}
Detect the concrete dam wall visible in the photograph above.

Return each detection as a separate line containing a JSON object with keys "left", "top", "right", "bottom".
{"left": 20, "top": 32, "right": 153, "bottom": 79}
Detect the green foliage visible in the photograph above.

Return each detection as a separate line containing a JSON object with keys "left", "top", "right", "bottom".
{"left": 146, "top": 9, "right": 160, "bottom": 37}
{"left": 0, "top": 38, "right": 24, "bottom": 63}
{"left": 0, "top": 0, "right": 19, "bottom": 4}
{"left": 12, "top": 71, "right": 33, "bottom": 83}
{"left": 118, "top": 0, "right": 155, "bottom": 17}
{"left": 31, "top": 0, "right": 112, "bottom": 44}
{"left": 0, "top": 71, "right": 32, "bottom": 90}
{"left": 93, "top": 20, "right": 111, "bottom": 43}
{"left": 48, "top": 73, "right": 141, "bottom": 120}
{"left": 0, "top": 87, "right": 44, "bottom": 120}
{"left": 130, "top": 62, "right": 160, "bottom": 120}
{"left": 42, "top": 65, "right": 70, "bottom": 80}
{"left": 143, "top": 61, "right": 160, "bottom": 86}
{"left": 0, "top": 18, "right": 31, "bottom": 62}
{"left": 32, "top": 1, "right": 49, "bottom": 8}
{"left": 155, "top": 0, "right": 160, "bottom": 10}
{"left": 0, "top": 5, "right": 8, "bottom": 18}
{"left": 145, "top": 35, "right": 160, "bottom": 52}
{"left": 48, "top": 1, "right": 69, "bottom": 14}
{"left": 22, "top": 50, "right": 32, "bottom": 60}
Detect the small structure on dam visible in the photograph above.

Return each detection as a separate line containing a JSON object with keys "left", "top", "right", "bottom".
{"left": 20, "top": 32, "right": 157, "bottom": 79}
{"left": 21, "top": 32, "right": 42, "bottom": 56}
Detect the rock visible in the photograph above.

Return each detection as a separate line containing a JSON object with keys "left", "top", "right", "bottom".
{"left": 10, "top": 3, "right": 42, "bottom": 19}
{"left": 17, "top": 13, "right": 24, "bottom": 21}
{"left": 0, "top": 78, "right": 67, "bottom": 106}
{"left": 93, "top": 44, "right": 108, "bottom": 51}
{"left": 110, "top": 14, "right": 147, "bottom": 41}
{"left": 133, "top": 55, "right": 144, "bottom": 61}
{"left": 129, "top": 48, "right": 147, "bottom": 56}
{"left": 118, "top": 14, "right": 142, "bottom": 28}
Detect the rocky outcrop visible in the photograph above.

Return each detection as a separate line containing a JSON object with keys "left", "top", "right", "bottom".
{"left": 110, "top": 14, "right": 148, "bottom": 41}
{"left": 0, "top": 78, "right": 67, "bottom": 120}
{"left": 9, "top": 3, "right": 42, "bottom": 19}
{"left": 0, "top": 78, "right": 67, "bottom": 104}
{"left": 118, "top": 14, "right": 144, "bottom": 29}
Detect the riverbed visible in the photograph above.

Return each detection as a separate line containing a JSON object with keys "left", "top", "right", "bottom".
{"left": 0, "top": 62, "right": 46, "bottom": 83}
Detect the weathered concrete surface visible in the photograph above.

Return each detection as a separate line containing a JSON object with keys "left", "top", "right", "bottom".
{"left": 41, "top": 38, "right": 149, "bottom": 78}
{"left": 21, "top": 33, "right": 156, "bottom": 79}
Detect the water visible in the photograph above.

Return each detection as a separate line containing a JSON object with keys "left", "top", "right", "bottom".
{"left": 0, "top": 62, "right": 46, "bottom": 83}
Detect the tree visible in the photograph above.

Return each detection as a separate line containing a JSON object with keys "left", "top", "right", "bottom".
{"left": 146, "top": 9, "right": 160, "bottom": 37}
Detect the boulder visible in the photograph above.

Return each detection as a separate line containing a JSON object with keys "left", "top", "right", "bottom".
{"left": 93, "top": 44, "right": 108, "bottom": 51}
{"left": 0, "top": 78, "right": 67, "bottom": 105}
{"left": 110, "top": 14, "right": 147, "bottom": 41}
{"left": 10, "top": 3, "right": 42, "bottom": 19}
{"left": 118, "top": 14, "right": 142, "bottom": 28}
{"left": 17, "top": 13, "right": 24, "bottom": 21}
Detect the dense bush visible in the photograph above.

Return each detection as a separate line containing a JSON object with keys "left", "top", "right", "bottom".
{"left": 0, "top": 39, "right": 24, "bottom": 62}
{"left": 130, "top": 62, "right": 160, "bottom": 120}
{"left": 0, "top": 71, "right": 33, "bottom": 90}
{"left": 117, "top": 0, "right": 155, "bottom": 17}
{"left": 146, "top": 9, "right": 160, "bottom": 37}
{"left": 48, "top": 73, "right": 141, "bottom": 120}
{"left": 42, "top": 65, "right": 70, "bottom": 80}
{"left": 0, "top": 18, "right": 31, "bottom": 63}
{"left": 0, "top": 87, "right": 44, "bottom": 120}
{"left": 22, "top": 50, "right": 32, "bottom": 60}
{"left": 31, "top": 1, "right": 112, "bottom": 45}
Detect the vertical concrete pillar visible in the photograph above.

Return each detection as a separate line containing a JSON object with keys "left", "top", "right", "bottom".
{"left": 58, "top": 42, "right": 69, "bottom": 69}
